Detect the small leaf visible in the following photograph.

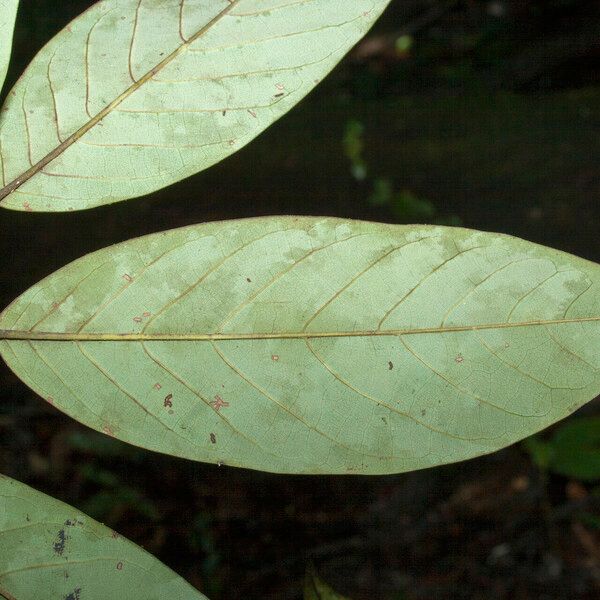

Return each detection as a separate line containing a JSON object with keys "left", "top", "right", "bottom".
{"left": 0, "top": 474, "right": 208, "bottom": 599}
{"left": 0, "top": 0, "right": 19, "bottom": 93}
{"left": 0, "top": 217, "right": 599, "bottom": 474}
{"left": 304, "top": 564, "right": 351, "bottom": 600}
{"left": 529, "top": 417, "right": 600, "bottom": 481}
{"left": 0, "top": 0, "right": 392, "bottom": 212}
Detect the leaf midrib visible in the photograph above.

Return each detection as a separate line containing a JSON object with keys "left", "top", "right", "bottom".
{"left": 0, "top": 316, "right": 598, "bottom": 341}
{"left": 0, "top": 0, "right": 240, "bottom": 202}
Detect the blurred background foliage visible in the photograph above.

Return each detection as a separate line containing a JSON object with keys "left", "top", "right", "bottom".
{"left": 0, "top": 1, "right": 599, "bottom": 598}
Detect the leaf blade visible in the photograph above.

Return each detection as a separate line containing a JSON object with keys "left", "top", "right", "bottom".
{"left": 0, "top": 0, "right": 392, "bottom": 212}
{"left": 1, "top": 217, "right": 599, "bottom": 474}
{"left": 0, "top": 474, "right": 208, "bottom": 599}
{"left": 0, "top": 0, "right": 19, "bottom": 93}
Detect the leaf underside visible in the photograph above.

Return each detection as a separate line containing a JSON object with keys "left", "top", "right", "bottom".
{"left": 0, "top": 0, "right": 19, "bottom": 93}
{"left": 0, "top": 0, "right": 391, "bottom": 212}
{"left": 0, "top": 217, "right": 599, "bottom": 474}
{"left": 0, "top": 474, "right": 208, "bottom": 600}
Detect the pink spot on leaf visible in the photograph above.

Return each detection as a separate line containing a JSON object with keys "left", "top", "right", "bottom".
{"left": 211, "top": 395, "right": 230, "bottom": 412}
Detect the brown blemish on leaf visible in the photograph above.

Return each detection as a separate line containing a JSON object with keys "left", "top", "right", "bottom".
{"left": 133, "top": 316, "right": 143, "bottom": 323}
{"left": 164, "top": 393, "right": 173, "bottom": 408}
{"left": 246, "top": 277, "right": 252, "bottom": 282}
{"left": 421, "top": 409, "right": 426, "bottom": 416}
{"left": 388, "top": 361, "right": 393, "bottom": 370}
{"left": 153, "top": 382, "right": 162, "bottom": 390}
{"left": 271, "top": 354, "right": 279, "bottom": 362}
{"left": 455, "top": 354, "right": 464, "bottom": 364}
{"left": 116, "top": 561, "right": 124, "bottom": 571}
{"left": 211, "top": 395, "right": 230, "bottom": 412}
{"left": 210, "top": 433, "right": 216, "bottom": 444}
{"left": 122, "top": 273, "right": 133, "bottom": 282}
{"left": 102, "top": 425, "right": 115, "bottom": 437}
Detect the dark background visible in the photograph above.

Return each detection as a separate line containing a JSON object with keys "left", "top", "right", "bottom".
{"left": 1, "top": 1, "right": 599, "bottom": 598}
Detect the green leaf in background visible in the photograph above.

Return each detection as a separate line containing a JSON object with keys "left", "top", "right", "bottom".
{"left": 525, "top": 417, "right": 600, "bottom": 481}
{"left": 0, "top": 216, "right": 598, "bottom": 474}
{"left": 0, "top": 0, "right": 392, "bottom": 212}
{"left": 304, "top": 563, "right": 351, "bottom": 600}
{"left": 0, "top": 474, "right": 208, "bottom": 600}
{"left": 0, "top": 0, "right": 19, "bottom": 93}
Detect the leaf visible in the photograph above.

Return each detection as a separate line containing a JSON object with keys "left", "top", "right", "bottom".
{"left": 0, "top": 0, "right": 392, "bottom": 212}
{"left": 0, "top": 474, "right": 208, "bottom": 599}
{"left": 304, "top": 564, "right": 351, "bottom": 600}
{"left": 526, "top": 417, "right": 600, "bottom": 481}
{"left": 0, "top": 0, "right": 19, "bottom": 93}
{"left": 0, "top": 216, "right": 599, "bottom": 474}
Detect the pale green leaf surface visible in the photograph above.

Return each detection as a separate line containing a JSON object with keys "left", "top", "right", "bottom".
{"left": 0, "top": 474, "right": 208, "bottom": 600}
{"left": 0, "top": 0, "right": 391, "bottom": 212}
{"left": 0, "top": 216, "right": 599, "bottom": 474}
{"left": 0, "top": 0, "right": 19, "bottom": 93}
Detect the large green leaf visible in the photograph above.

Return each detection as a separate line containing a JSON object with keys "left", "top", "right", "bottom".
{"left": 0, "top": 0, "right": 19, "bottom": 93}
{"left": 0, "top": 0, "right": 391, "bottom": 212}
{"left": 0, "top": 217, "right": 599, "bottom": 474}
{"left": 0, "top": 474, "right": 208, "bottom": 599}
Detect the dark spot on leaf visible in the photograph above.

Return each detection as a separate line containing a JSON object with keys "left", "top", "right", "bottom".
{"left": 164, "top": 394, "right": 173, "bottom": 408}
{"left": 381, "top": 417, "right": 387, "bottom": 424}
{"left": 26, "top": 514, "right": 31, "bottom": 522}
{"left": 246, "top": 277, "right": 251, "bottom": 282}
{"left": 210, "top": 433, "right": 216, "bottom": 444}
{"left": 53, "top": 529, "right": 67, "bottom": 555}
{"left": 421, "top": 409, "right": 426, "bottom": 416}
{"left": 116, "top": 561, "right": 124, "bottom": 571}
{"left": 388, "top": 361, "right": 394, "bottom": 370}
{"left": 274, "top": 92, "right": 284, "bottom": 97}
{"left": 64, "top": 588, "right": 81, "bottom": 600}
